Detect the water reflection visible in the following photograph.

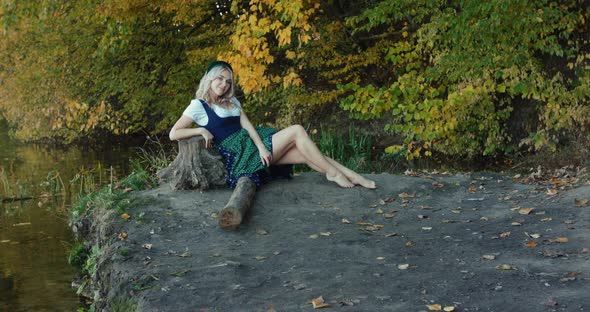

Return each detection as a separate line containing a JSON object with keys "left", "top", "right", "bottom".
{"left": 0, "top": 119, "right": 137, "bottom": 311}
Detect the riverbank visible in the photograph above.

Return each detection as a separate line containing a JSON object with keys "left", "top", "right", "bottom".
{"left": 76, "top": 171, "right": 590, "bottom": 311}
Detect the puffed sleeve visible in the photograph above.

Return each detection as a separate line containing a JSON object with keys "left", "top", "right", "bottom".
{"left": 182, "top": 99, "right": 208, "bottom": 126}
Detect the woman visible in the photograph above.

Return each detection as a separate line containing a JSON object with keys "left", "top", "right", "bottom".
{"left": 169, "top": 61, "right": 376, "bottom": 189}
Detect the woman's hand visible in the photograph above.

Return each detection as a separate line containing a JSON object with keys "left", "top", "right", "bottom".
{"left": 258, "top": 146, "right": 272, "bottom": 167}
{"left": 201, "top": 129, "right": 214, "bottom": 148}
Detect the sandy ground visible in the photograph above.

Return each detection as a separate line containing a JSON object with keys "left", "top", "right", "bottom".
{"left": 96, "top": 172, "right": 590, "bottom": 312}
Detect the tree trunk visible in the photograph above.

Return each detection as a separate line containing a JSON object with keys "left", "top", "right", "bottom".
{"left": 218, "top": 177, "right": 256, "bottom": 230}
{"left": 157, "top": 136, "right": 227, "bottom": 190}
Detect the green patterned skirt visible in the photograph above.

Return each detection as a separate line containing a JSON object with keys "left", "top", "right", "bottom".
{"left": 216, "top": 127, "right": 292, "bottom": 188}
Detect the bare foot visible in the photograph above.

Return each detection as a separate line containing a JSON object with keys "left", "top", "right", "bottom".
{"left": 326, "top": 173, "right": 354, "bottom": 188}
{"left": 351, "top": 176, "right": 377, "bottom": 189}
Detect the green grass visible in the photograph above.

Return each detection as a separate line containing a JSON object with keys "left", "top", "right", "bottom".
{"left": 67, "top": 242, "right": 89, "bottom": 271}
{"left": 295, "top": 126, "right": 375, "bottom": 173}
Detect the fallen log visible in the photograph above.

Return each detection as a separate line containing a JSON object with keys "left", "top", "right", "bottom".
{"left": 218, "top": 177, "right": 256, "bottom": 230}
{"left": 157, "top": 136, "right": 227, "bottom": 190}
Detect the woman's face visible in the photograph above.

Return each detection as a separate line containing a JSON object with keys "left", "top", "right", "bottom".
{"left": 210, "top": 69, "right": 232, "bottom": 98}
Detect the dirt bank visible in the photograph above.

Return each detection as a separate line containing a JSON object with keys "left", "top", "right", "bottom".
{"left": 84, "top": 172, "right": 590, "bottom": 311}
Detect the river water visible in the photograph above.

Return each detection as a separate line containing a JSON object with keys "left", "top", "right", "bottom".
{"left": 0, "top": 119, "right": 138, "bottom": 311}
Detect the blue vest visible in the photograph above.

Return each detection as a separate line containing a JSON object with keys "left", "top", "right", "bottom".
{"left": 199, "top": 100, "right": 242, "bottom": 142}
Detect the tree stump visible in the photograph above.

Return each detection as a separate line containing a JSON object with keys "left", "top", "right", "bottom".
{"left": 157, "top": 136, "right": 227, "bottom": 190}
{"left": 218, "top": 177, "right": 256, "bottom": 230}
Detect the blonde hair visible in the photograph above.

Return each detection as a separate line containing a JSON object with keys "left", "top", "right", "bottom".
{"left": 195, "top": 65, "right": 237, "bottom": 108}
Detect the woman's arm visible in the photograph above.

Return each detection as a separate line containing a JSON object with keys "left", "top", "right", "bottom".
{"left": 240, "top": 112, "right": 272, "bottom": 166}
{"left": 169, "top": 115, "right": 214, "bottom": 148}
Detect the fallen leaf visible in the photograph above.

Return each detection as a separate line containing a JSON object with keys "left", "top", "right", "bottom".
{"left": 432, "top": 182, "right": 444, "bottom": 188}
{"left": 384, "top": 197, "right": 395, "bottom": 203}
{"left": 178, "top": 250, "right": 191, "bottom": 257}
{"left": 540, "top": 217, "right": 553, "bottom": 222}
{"left": 398, "top": 264, "right": 410, "bottom": 270}
{"left": 385, "top": 233, "right": 398, "bottom": 237}
{"left": 310, "top": 296, "right": 330, "bottom": 309}
{"left": 500, "top": 231, "right": 511, "bottom": 238}
{"left": 375, "top": 208, "right": 384, "bottom": 214}
{"left": 518, "top": 208, "right": 534, "bottom": 215}
{"left": 341, "top": 218, "right": 352, "bottom": 224}
{"left": 405, "top": 241, "right": 414, "bottom": 247}
{"left": 546, "top": 189, "right": 558, "bottom": 195}
{"left": 426, "top": 304, "right": 442, "bottom": 311}
{"left": 254, "top": 256, "right": 267, "bottom": 261}
{"left": 376, "top": 256, "right": 385, "bottom": 260}
{"left": 120, "top": 213, "right": 131, "bottom": 220}
{"left": 398, "top": 192, "right": 415, "bottom": 198}
{"left": 118, "top": 233, "right": 128, "bottom": 240}
{"left": 552, "top": 237, "right": 569, "bottom": 243}
{"left": 308, "top": 234, "right": 319, "bottom": 239}
{"left": 525, "top": 241, "right": 537, "bottom": 248}
{"left": 378, "top": 199, "right": 386, "bottom": 205}
{"left": 575, "top": 198, "right": 589, "bottom": 207}
{"left": 444, "top": 307, "right": 456, "bottom": 312}
{"left": 480, "top": 217, "right": 489, "bottom": 221}
{"left": 142, "top": 243, "right": 152, "bottom": 250}
{"left": 530, "top": 233, "right": 542, "bottom": 239}
{"left": 256, "top": 228, "right": 268, "bottom": 235}
{"left": 535, "top": 211, "right": 546, "bottom": 215}
{"left": 496, "top": 264, "right": 516, "bottom": 270}
{"left": 482, "top": 254, "right": 496, "bottom": 260}
{"left": 417, "top": 214, "right": 429, "bottom": 219}
{"left": 451, "top": 209, "right": 462, "bottom": 214}
{"left": 468, "top": 186, "right": 477, "bottom": 193}
{"left": 422, "top": 227, "right": 433, "bottom": 231}
{"left": 511, "top": 222, "right": 522, "bottom": 226}
{"left": 384, "top": 213, "right": 395, "bottom": 219}
{"left": 320, "top": 232, "right": 332, "bottom": 236}
{"left": 560, "top": 276, "right": 576, "bottom": 282}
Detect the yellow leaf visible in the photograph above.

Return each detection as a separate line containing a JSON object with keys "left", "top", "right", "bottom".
{"left": 426, "top": 304, "right": 442, "bottom": 311}
{"left": 575, "top": 198, "right": 589, "bottom": 207}
{"left": 310, "top": 296, "right": 330, "bottom": 309}
{"left": 496, "top": 264, "right": 516, "bottom": 270}
{"left": 120, "top": 213, "right": 130, "bottom": 220}
{"left": 444, "top": 307, "right": 456, "bottom": 312}
{"left": 518, "top": 208, "right": 534, "bottom": 215}
{"left": 553, "top": 237, "right": 569, "bottom": 243}
{"left": 398, "top": 192, "right": 415, "bottom": 198}
{"left": 118, "top": 233, "right": 128, "bottom": 240}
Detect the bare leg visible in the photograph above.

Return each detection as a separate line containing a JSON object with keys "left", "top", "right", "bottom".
{"left": 326, "top": 158, "right": 376, "bottom": 189}
{"left": 275, "top": 147, "right": 376, "bottom": 189}
{"left": 272, "top": 125, "right": 353, "bottom": 188}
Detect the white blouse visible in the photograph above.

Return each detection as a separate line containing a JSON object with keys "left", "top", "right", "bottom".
{"left": 182, "top": 98, "right": 242, "bottom": 126}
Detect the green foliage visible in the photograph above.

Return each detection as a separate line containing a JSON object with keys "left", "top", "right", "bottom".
{"left": 340, "top": 0, "right": 589, "bottom": 158}
{"left": 84, "top": 245, "right": 102, "bottom": 277}
{"left": 1, "top": 0, "right": 588, "bottom": 160}
{"left": 108, "top": 296, "right": 137, "bottom": 312}
{"left": 67, "top": 243, "right": 89, "bottom": 271}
